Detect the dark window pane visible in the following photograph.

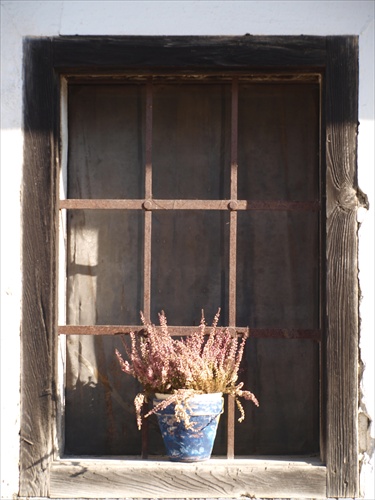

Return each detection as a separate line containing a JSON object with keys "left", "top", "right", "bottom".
{"left": 235, "top": 339, "right": 320, "bottom": 455}
{"left": 238, "top": 84, "right": 320, "bottom": 201}
{"left": 68, "top": 85, "right": 145, "bottom": 199}
{"left": 151, "top": 211, "right": 230, "bottom": 325}
{"left": 66, "top": 210, "right": 143, "bottom": 325}
{"left": 65, "top": 334, "right": 143, "bottom": 455}
{"left": 153, "top": 84, "right": 231, "bottom": 200}
{"left": 236, "top": 211, "right": 320, "bottom": 329}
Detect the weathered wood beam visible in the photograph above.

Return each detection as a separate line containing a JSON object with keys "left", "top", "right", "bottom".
{"left": 325, "top": 35, "right": 359, "bottom": 498}
{"left": 50, "top": 457, "right": 326, "bottom": 499}
{"left": 21, "top": 37, "right": 59, "bottom": 497}
{"left": 52, "top": 35, "right": 327, "bottom": 72}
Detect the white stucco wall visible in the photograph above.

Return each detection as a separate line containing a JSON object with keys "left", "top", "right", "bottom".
{"left": 1, "top": 1, "right": 373, "bottom": 499}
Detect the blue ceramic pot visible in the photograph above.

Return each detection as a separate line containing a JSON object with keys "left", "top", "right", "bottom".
{"left": 153, "top": 392, "right": 223, "bottom": 462}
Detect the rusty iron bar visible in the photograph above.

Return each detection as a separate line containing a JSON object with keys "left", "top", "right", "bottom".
{"left": 229, "top": 77, "right": 239, "bottom": 327}
{"left": 57, "top": 325, "right": 322, "bottom": 340}
{"left": 227, "top": 77, "right": 239, "bottom": 460}
{"left": 141, "top": 400, "right": 149, "bottom": 460}
{"left": 141, "top": 78, "right": 154, "bottom": 459}
{"left": 230, "top": 77, "right": 238, "bottom": 203}
{"left": 59, "top": 198, "right": 321, "bottom": 211}
{"left": 145, "top": 79, "right": 153, "bottom": 202}
{"left": 227, "top": 395, "right": 235, "bottom": 459}
{"left": 144, "top": 211, "right": 152, "bottom": 322}
{"left": 229, "top": 210, "right": 237, "bottom": 327}
{"left": 143, "top": 79, "right": 153, "bottom": 322}
{"left": 60, "top": 199, "right": 144, "bottom": 209}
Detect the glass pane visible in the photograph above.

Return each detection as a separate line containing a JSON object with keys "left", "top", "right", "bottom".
{"left": 238, "top": 83, "right": 320, "bottom": 201}
{"left": 151, "top": 211, "right": 230, "bottom": 325}
{"left": 235, "top": 338, "right": 320, "bottom": 455}
{"left": 66, "top": 210, "right": 143, "bottom": 326}
{"left": 153, "top": 84, "right": 231, "bottom": 199}
{"left": 236, "top": 211, "right": 320, "bottom": 329}
{"left": 68, "top": 85, "right": 145, "bottom": 199}
{"left": 63, "top": 79, "right": 321, "bottom": 459}
{"left": 65, "top": 334, "right": 143, "bottom": 455}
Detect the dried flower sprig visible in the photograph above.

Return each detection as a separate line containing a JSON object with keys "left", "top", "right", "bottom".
{"left": 115, "top": 308, "right": 259, "bottom": 429}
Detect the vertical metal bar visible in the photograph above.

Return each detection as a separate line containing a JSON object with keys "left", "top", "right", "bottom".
{"left": 229, "top": 77, "right": 239, "bottom": 325}
{"left": 227, "top": 77, "right": 239, "bottom": 460}
{"left": 142, "top": 78, "right": 153, "bottom": 459}
{"left": 230, "top": 78, "right": 238, "bottom": 205}
{"left": 144, "top": 78, "right": 153, "bottom": 320}
{"left": 229, "top": 217, "right": 237, "bottom": 327}
{"left": 145, "top": 80, "right": 153, "bottom": 203}
{"left": 144, "top": 210, "right": 152, "bottom": 321}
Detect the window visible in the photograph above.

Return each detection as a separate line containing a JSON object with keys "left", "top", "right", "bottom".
{"left": 22, "top": 36, "right": 359, "bottom": 498}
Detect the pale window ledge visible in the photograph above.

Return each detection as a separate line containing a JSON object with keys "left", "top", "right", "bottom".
{"left": 50, "top": 455, "right": 326, "bottom": 499}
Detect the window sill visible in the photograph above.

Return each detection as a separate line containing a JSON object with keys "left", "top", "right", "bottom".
{"left": 50, "top": 455, "right": 326, "bottom": 499}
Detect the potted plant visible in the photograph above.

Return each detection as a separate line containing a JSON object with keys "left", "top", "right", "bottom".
{"left": 115, "top": 308, "right": 259, "bottom": 462}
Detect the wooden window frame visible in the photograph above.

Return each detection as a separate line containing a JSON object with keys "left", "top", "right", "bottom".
{"left": 21, "top": 35, "right": 359, "bottom": 499}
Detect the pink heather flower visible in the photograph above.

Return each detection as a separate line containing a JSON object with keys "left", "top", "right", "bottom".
{"left": 115, "top": 309, "right": 259, "bottom": 428}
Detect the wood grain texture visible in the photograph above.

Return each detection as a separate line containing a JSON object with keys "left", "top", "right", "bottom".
{"left": 52, "top": 36, "right": 326, "bottom": 72}
{"left": 325, "top": 36, "right": 359, "bottom": 498}
{"left": 50, "top": 457, "right": 326, "bottom": 499}
{"left": 21, "top": 38, "right": 59, "bottom": 496}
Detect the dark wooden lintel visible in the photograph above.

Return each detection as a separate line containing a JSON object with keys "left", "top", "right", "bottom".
{"left": 51, "top": 35, "right": 327, "bottom": 73}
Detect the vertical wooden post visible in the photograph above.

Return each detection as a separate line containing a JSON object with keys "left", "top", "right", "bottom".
{"left": 21, "top": 37, "right": 58, "bottom": 497}
{"left": 325, "top": 36, "right": 359, "bottom": 498}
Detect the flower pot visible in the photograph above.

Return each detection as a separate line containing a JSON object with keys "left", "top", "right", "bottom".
{"left": 153, "top": 392, "right": 223, "bottom": 462}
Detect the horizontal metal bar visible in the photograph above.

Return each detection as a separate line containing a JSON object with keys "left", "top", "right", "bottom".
{"left": 59, "top": 199, "right": 321, "bottom": 211}
{"left": 59, "top": 199, "right": 144, "bottom": 209}
{"left": 58, "top": 325, "right": 139, "bottom": 335}
{"left": 58, "top": 325, "right": 322, "bottom": 340}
